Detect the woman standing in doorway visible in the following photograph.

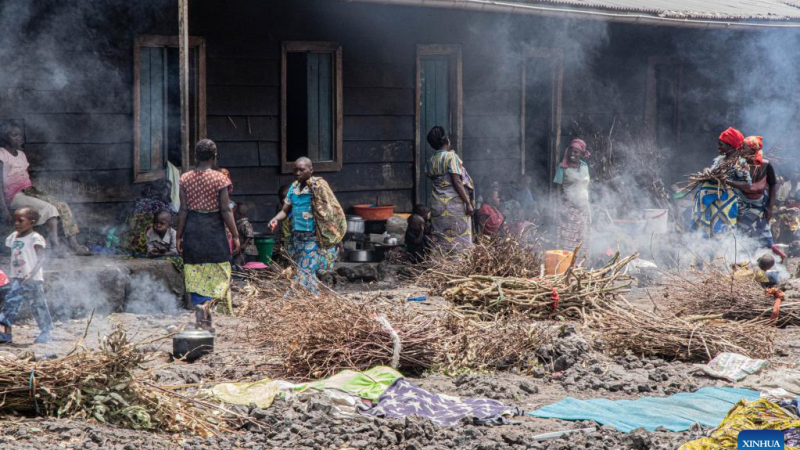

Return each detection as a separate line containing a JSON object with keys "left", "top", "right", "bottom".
{"left": 425, "top": 126, "right": 474, "bottom": 253}
{"left": 176, "top": 139, "right": 239, "bottom": 330}
{"left": 554, "top": 138, "right": 591, "bottom": 252}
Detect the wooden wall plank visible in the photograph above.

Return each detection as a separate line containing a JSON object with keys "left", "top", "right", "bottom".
{"left": 464, "top": 90, "right": 520, "bottom": 116}
{"left": 343, "top": 62, "right": 413, "bottom": 89}
{"left": 343, "top": 88, "right": 413, "bottom": 116}
{"left": 207, "top": 86, "right": 279, "bottom": 115}
{"left": 343, "top": 116, "right": 413, "bottom": 141}
{"left": 23, "top": 113, "right": 132, "bottom": 144}
{"left": 207, "top": 58, "right": 279, "bottom": 86}
{"left": 258, "top": 141, "right": 280, "bottom": 166}
{"left": 324, "top": 162, "right": 413, "bottom": 191}
{"left": 344, "top": 141, "right": 413, "bottom": 163}
{"left": 463, "top": 115, "right": 520, "bottom": 139}
{"left": 25, "top": 143, "right": 133, "bottom": 171}
{"left": 461, "top": 138, "right": 521, "bottom": 161}
{"left": 30, "top": 169, "right": 140, "bottom": 203}
{"left": 207, "top": 115, "right": 278, "bottom": 141}
{"left": 216, "top": 141, "right": 260, "bottom": 167}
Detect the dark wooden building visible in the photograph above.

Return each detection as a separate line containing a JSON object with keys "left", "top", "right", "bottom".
{"left": 2, "top": 0, "right": 800, "bottom": 234}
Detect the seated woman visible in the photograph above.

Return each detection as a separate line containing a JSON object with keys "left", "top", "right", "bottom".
{"left": 0, "top": 121, "right": 89, "bottom": 255}
{"left": 477, "top": 187, "right": 505, "bottom": 236}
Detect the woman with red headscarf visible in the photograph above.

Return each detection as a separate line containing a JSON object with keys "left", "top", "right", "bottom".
{"left": 726, "top": 136, "right": 782, "bottom": 256}
{"left": 553, "top": 139, "right": 591, "bottom": 252}
{"left": 691, "top": 127, "right": 751, "bottom": 237}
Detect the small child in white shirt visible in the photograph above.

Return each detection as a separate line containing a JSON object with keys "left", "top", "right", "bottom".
{"left": 0, "top": 207, "right": 54, "bottom": 344}
{"left": 146, "top": 210, "right": 177, "bottom": 258}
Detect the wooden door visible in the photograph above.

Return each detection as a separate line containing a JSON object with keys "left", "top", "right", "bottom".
{"left": 415, "top": 45, "right": 462, "bottom": 207}
{"left": 418, "top": 56, "right": 450, "bottom": 207}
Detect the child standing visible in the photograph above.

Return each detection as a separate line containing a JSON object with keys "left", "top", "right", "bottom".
{"left": 234, "top": 203, "right": 258, "bottom": 265}
{"left": 146, "top": 210, "right": 177, "bottom": 258}
{"left": 0, "top": 207, "right": 54, "bottom": 344}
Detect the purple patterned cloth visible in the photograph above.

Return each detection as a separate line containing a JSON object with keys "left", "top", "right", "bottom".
{"left": 361, "top": 379, "right": 510, "bottom": 426}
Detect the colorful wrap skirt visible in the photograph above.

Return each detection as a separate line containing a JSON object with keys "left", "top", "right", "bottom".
{"left": 692, "top": 182, "right": 738, "bottom": 238}
{"left": 288, "top": 231, "right": 338, "bottom": 293}
{"left": 737, "top": 192, "right": 774, "bottom": 247}
{"left": 182, "top": 210, "right": 232, "bottom": 311}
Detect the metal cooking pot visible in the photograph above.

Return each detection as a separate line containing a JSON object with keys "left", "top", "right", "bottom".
{"left": 346, "top": 215, "right": 365, "bottom": 234}
{"left": 349, "top": 249, "right": 373, "bottom": 262}
{"left": 173, "top": 329, "right": 214, "bottom": 362}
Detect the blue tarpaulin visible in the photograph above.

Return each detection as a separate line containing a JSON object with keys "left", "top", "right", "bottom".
{"left": 528, "top": 386, "right": 761, "bottom": 432}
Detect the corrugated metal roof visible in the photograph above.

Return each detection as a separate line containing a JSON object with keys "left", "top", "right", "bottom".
{"left": 515, "top": 0, "right": 800, "bottom": 20}
{"left": 345, "top": 0, "right": 800, "bottom": 25}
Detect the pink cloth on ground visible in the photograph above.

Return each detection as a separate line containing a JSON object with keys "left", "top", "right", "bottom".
{"left": 0, "top": 148, "right": 33, "bottom": 204}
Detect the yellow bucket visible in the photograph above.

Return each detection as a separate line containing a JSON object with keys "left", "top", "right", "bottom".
{"left": 545, "top": 250, "right": 574, "bottom": 275}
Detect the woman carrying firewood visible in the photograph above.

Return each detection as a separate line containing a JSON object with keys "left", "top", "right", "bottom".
{"left": 726, "top": 135, "right": 784, "bottom": 258}
{"left": 176, "top": 139, "right": 240, "bottom": 330}
{"left": 690, "top": 127, "right": 751, "bottom": 238}
{"left": 269, "top": 157, "right": 346, "bottom": 293}
{"left": 554, "top": 138, "right": 592, "bottom": 252}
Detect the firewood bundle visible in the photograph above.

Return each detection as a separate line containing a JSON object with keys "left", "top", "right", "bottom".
{"left": 439, "top": 253, "right": 635, "bottom": 321}
{"left": 585, "top": 301, "right": 775, "bottom": 362}
{"left": 668, "top": 270, "right": 800, "bottom": 327}
{"left": 0, "top": 327, "right": 234, "bottom": 435}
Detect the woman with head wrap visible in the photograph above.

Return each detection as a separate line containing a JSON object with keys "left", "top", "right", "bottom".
{"left": 553, "top": 138, "right": 591, "bottom": 252}
{"left": 425, "top": 126, "right": 474, "bottom": 253}
{"left": 726, "top": 135, "right": 783, "bottom": 256}
{"left": 691, "top": 127, "right": 751, "bottom": 238}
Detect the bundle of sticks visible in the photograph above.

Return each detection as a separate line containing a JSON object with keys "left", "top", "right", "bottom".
{"left": 667, "top": 270, "right": 800, "bottom": 327}
{"left": 677, "top": 158, "right": 742, "bottom": 195}
{"left": 440, "top": 314, "right": 548, "bottom": 374}
{"left": 418, "top": 236, "right": 543, "bottom": 295}
{"left": 586, "top": 301, "right": 775, "bottom": 362}
{"left": 0, "top": 327, "right": 236, "bottom": 436}
{"left": 438, "top": 253, "right": 635, "bottom": 321}
{"left": 252, "top": 291, "right": 448, "bottom": 379}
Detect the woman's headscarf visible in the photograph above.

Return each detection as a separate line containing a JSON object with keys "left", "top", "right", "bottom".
{"left": 426, "top": 126, "right": 450, "bottom": 150}
{"left": 719, "top": 127, "right": 745, "bottom": 150}
{"left": 560, "top": 138, "right": 590, "bottom": 169}
{"left": 744, "top": 135, "right": 764, "bottom": 166}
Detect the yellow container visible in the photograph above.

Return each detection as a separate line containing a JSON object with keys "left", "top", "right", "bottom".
{"left": 545, "top": 250, "right": 574, "bottom": 275}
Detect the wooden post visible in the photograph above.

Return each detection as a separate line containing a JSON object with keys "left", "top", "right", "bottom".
{"left": 178, "top": 0, "right": 190, "bottom": 171}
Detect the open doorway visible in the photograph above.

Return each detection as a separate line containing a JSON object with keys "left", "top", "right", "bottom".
{"left": 520, "top": 48, "right": 563, "bottom": 201}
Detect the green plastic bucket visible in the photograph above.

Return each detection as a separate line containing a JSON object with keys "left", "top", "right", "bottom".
{"left": 254, "top": 237, "right": 275, "bottom": 264}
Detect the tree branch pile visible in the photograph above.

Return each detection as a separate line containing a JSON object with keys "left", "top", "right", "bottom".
{"left": 417, "top": 236, "right": 543, "bottom": 295}
{"left": 437, "top": 253, "right": 635, "bottom": 321}
{"left": 667, "top": 270, "right": 799, "bottom": 327}
{"left": 0, "top": 327, "right": 234, "bottom": 436}
{"left": 585, "top": 302, "right": 775, "bottom": 362}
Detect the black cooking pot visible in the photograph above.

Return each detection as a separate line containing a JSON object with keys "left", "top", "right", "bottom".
{"left": 172, "top": 330, "right": 214, "bottom": 362}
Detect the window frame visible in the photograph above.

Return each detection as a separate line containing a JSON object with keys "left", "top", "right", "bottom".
{"left": 133, "top": 34, "right": 207, "bottom": 183}
{"left": 280, "top": 41, "right": 343, "bottom": 174}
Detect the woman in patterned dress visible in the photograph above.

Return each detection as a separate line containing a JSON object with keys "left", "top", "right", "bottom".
{"left": 425, "top": 126, "right": 474, "bottom": 253}
{"left": 269, "top": 157, "right": 346, "bottom": 293}
{"left": 176, "top": 139, "right": 239, "bottom": 329}
{"left": 553, "top": 138, "right": 591, "bottom": 252}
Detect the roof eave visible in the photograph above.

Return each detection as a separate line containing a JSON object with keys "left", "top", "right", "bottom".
{"left": 337, "top": 0, "right": 800, "bottom": 30}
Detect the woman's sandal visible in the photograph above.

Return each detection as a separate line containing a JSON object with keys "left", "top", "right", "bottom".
{"left": 70, "top": 245, "right": 92, "bottom": 256}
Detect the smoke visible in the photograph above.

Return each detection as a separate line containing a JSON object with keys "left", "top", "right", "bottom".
{"left": 124, "top": 272, "right": 182, "bottom": 315}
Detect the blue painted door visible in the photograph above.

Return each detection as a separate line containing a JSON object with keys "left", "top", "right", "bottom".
{"left": 419, "top": 56, "right": 450, "bottom": 207}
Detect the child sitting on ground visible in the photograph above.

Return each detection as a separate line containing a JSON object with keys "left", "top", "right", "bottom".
{"left": 234, "top": 203, "right": 258, "bottom": 266}
{"left": 757, "top": 253, "right": 779, "bottom": 287}
{"left": 146, "top": 210, "right": 177, "bottom": 258}
{"left": 0, "top": 207, "right": 54, "bottom": 344}
{"left": 406, "top": 204, "right": 431, "bottom": 263}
